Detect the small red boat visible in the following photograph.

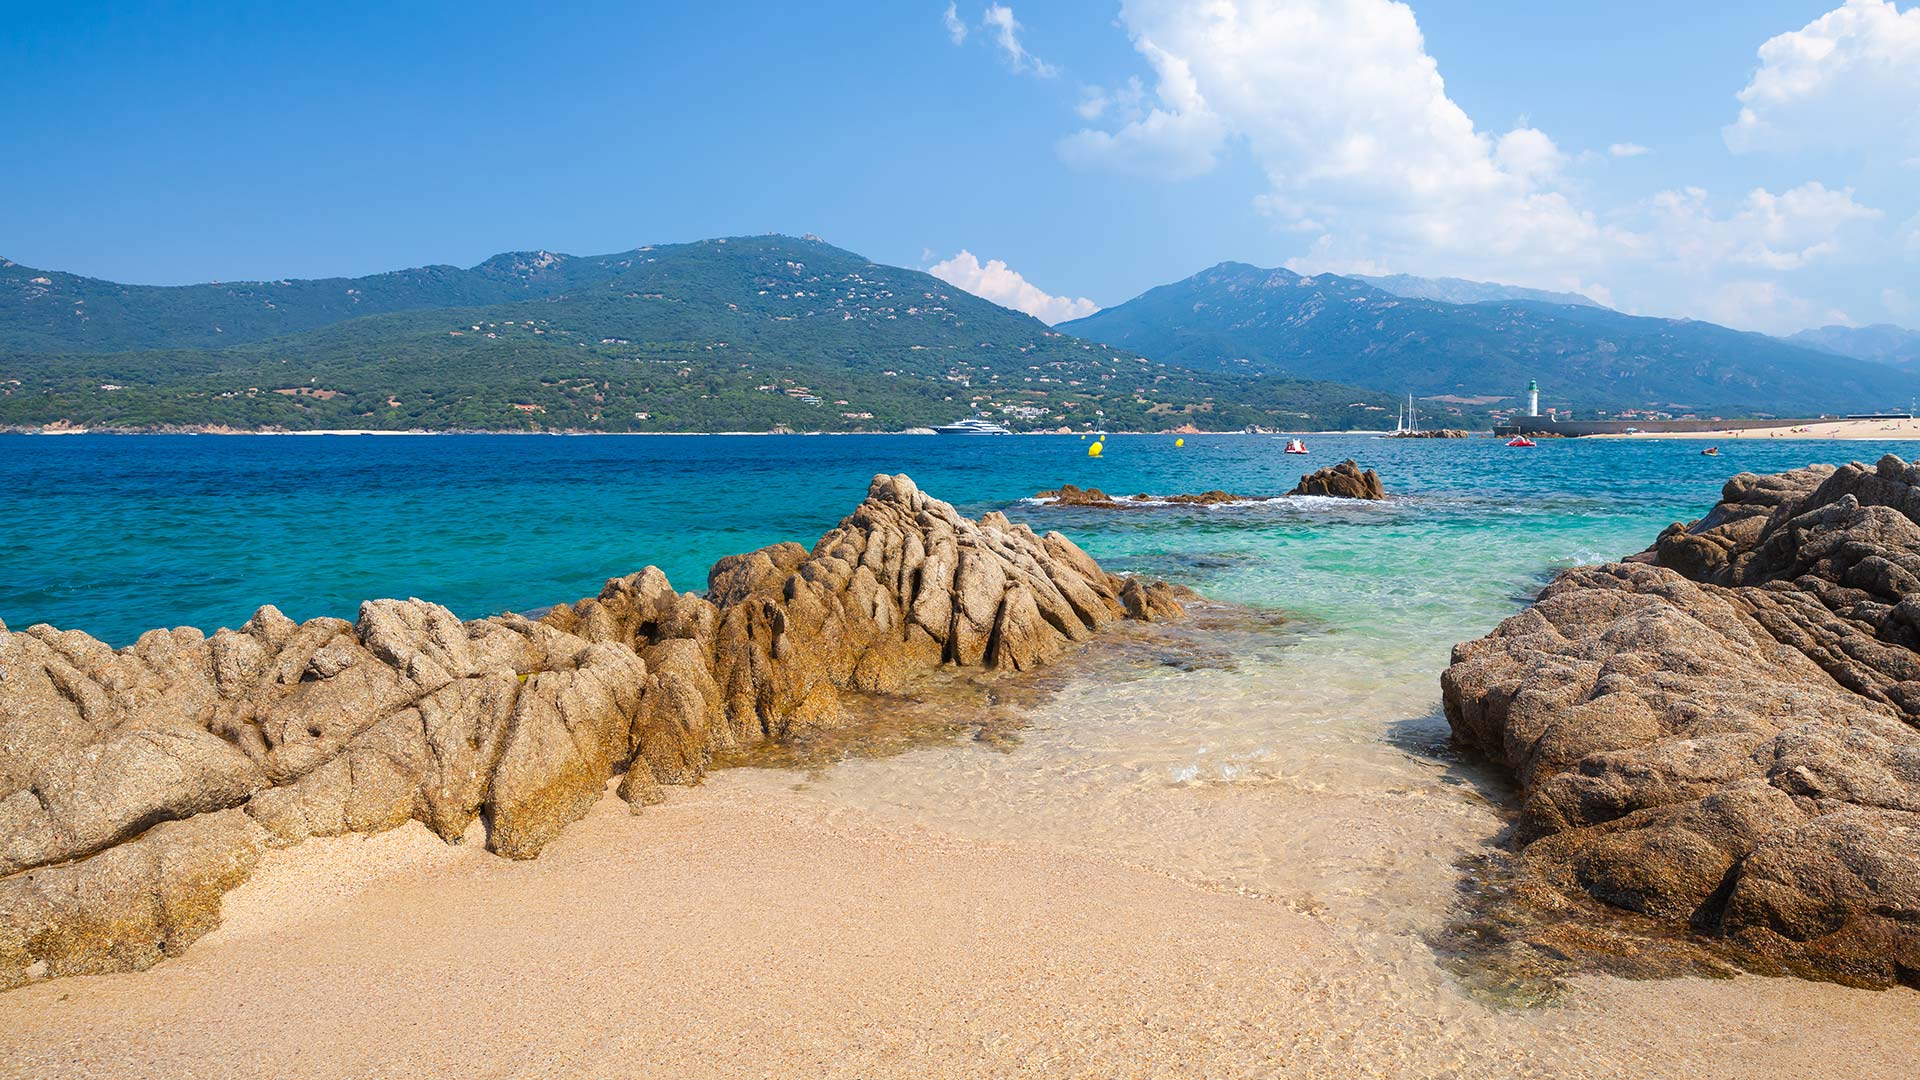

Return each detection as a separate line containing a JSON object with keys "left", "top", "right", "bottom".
{"left": 1283, "top": 439, "right": 1309, "bottom": 454}
{"left": 1506, "top": 435, "right": 1537, "bottom": 448}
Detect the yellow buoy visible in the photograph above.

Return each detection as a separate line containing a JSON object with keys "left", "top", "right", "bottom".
{"left": 1088, "top": 441, "right": 1103, "bottom": 458}
{"left": 1175, "top": 437, "right": 1185, "bottom": 447}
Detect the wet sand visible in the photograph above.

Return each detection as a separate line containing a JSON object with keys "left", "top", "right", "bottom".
{"left": 3, "top": 779, "right": 1912, "bottom": 1080}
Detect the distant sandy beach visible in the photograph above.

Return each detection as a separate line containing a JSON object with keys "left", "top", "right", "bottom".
{"left": 1594, "top": 418, "right": 1920, "bottom": 441}
{"left": 2, "top": 778, "right": 1911, "bottom": 1080}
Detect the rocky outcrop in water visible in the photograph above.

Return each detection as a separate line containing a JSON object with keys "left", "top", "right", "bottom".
{"left": 1384, "top": 429, "right": 1471, "bottom": 439}
{"left": 0, "top": 474, "right": 1182, "bottom": 989}
{"left": 1443, "top": 455, "right": 1920, "bottom": 988}
{"left": 1034, "top": 484, "right": 1129, "bottom": 506}
{"left": 1033, "top": 485, "right": 1257, "bottom": 508}
{"left": 1290, "top": 460, "right": 1386, "bottom": 500}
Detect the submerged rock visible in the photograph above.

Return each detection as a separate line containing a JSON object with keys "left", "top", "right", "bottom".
{"left": 0, "top": 474, "right": 1183, "bottom": 989}
{"left": 1290, "top": 460, "right": 1386, "bottom": 500}
{"left": 1443, "top": 453, "right": 1920, "bottom": 988}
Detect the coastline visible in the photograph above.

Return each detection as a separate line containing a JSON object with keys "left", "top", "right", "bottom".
{"left": 1589, "top": 418, "right": 1920, "bottom": 440}
{"left": 1, "top": 426, "right": 1401, "bottom": 438}
{"left": 31, "top": 422, "right": 1920, "bottom": 439}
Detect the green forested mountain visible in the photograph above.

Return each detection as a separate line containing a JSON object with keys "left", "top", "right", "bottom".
{"left": 1060, "top": 262, "right": 1914, "bottom": 417}
{"left": 14, "top": 237, "right": 1887, "bottom": 433}
{"left": 0, "top": 237, "right": 1393, "bottom": 433}
{"left": 0, "top": 248, "right": 630, "bottom": 353}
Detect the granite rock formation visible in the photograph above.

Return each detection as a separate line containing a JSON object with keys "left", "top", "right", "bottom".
{"left": 1443, "top": 455, "right": 1920, "bottom": 987}
{"left": 1033, "top": 483, "right": 1126, "bottom": 507}
{"left": 1291, "top": 460, "right": 1386, "bottom": 500}
{"left": 0, "top": 474, "right": 1183, "bottom": 989}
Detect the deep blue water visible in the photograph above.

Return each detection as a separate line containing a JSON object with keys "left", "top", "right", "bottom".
{"left": 0, "top": 432, "right": 1905, "bottom": 647}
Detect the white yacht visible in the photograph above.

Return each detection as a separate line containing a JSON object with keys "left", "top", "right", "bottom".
{"left": 933, "top": 417, "right": 1013, "bottom": 435}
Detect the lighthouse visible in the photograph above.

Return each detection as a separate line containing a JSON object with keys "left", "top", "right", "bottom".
{"left": 1527, "top": 379, "right": 1540, "bottom": 418}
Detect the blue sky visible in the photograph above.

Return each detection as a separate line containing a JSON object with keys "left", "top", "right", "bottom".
{"left": 2, "top": 1, "right": 1914, "bottom": 334}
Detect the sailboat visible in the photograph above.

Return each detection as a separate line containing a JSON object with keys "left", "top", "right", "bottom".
{"left": 1385, "top": 394, "right": 1419, "bottom": 438}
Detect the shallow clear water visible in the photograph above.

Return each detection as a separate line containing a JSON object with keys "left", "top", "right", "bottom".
{"left": 3, "top": 432, "right": 1910, "bottom": 999}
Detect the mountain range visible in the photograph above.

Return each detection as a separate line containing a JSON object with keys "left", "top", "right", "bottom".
{"left": 1352, "top": 273, "right": 1604, "bottom": 310}
{"left": 0, "top": 238, "right": 1390, "bottom": 433}
{"left": 1059, "top": 262, "right": 1912, "bottom": 417}
{"left": 3, "top": 239, "right": 1912, "bottom": 432}
{"left": 1787, "top": 324, "right": 1920, "bottom": 371}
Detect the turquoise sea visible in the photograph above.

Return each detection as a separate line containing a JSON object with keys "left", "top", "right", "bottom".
{"left": 0, "top": 432, "right": 1898, "bottom": 649}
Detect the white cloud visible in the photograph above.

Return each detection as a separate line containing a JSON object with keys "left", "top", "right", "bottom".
{"left": 1694, "top": 280, "right": 1854, "bottom": 333}
{"left": 1735, "top": 182, "right": 1881, "bottom": 269}
{"left": 1076, "top": 86, "right": 1109, "bottom": 120}
{"left": 944, "top": 2, "right": 968, "bottom": 44}
{"left": 928, "top": 250, "right": 1100, "bottom": 323}
{"left": 1629, "top": 182, "right": 1879, "bottom": 268}
{"left": 1495, "top": 127, "right": 1567, "bottom": 186}
{"left": 1062, "top": 1, "right": 1600, "bottom": 269}
{"left": 982, "top": 5, "right": 1058, "bottom": 77}
{"left": 1622, "top": 183, "right": 1880, "bottom": 282}
{"left": 1724, "top": 0, "right": 1920, "bottom": 160}
{"left": 1054, "top": 0, "right": 1900, "bottom": 334}
{"left": 1057, "top": 40, "right": 1225, "bottom": 179}
{"left": 1076, "top": 77, "right": 1145, "bottom": 120}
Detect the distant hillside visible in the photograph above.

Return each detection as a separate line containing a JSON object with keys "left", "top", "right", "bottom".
{"left": 1060, "top": 262, "right": 1913, "bottom": 417}
{"left": 0, "top": 249, "right": 637, "bottom": 353}
{"left": 0, "top": 237, "right": 1392, "bottom": 433}
{"left": 1353, "top": 273, "right": 1604, "bottom": 310}
{"left": 1788, "top": 324, "right": 1920, "bottom": 370}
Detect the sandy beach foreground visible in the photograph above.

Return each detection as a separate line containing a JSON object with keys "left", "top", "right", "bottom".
{"left": 2, "top": 778, "right": 1911, "bottom": 1080}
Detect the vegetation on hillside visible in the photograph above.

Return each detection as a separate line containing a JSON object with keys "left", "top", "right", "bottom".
{"left": 1061, "top": 262, "right": 1917, "bottom": 418}
{"left": 0, "top": 238, "right": 1395, "bottom": 433}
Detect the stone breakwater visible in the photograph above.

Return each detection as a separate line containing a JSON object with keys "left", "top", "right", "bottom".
{"left": 1443, "top": 455, "right": 1920, "bottom": 988}
{"left": 0, "top": 474, "right": 1184, "bottom": 989}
